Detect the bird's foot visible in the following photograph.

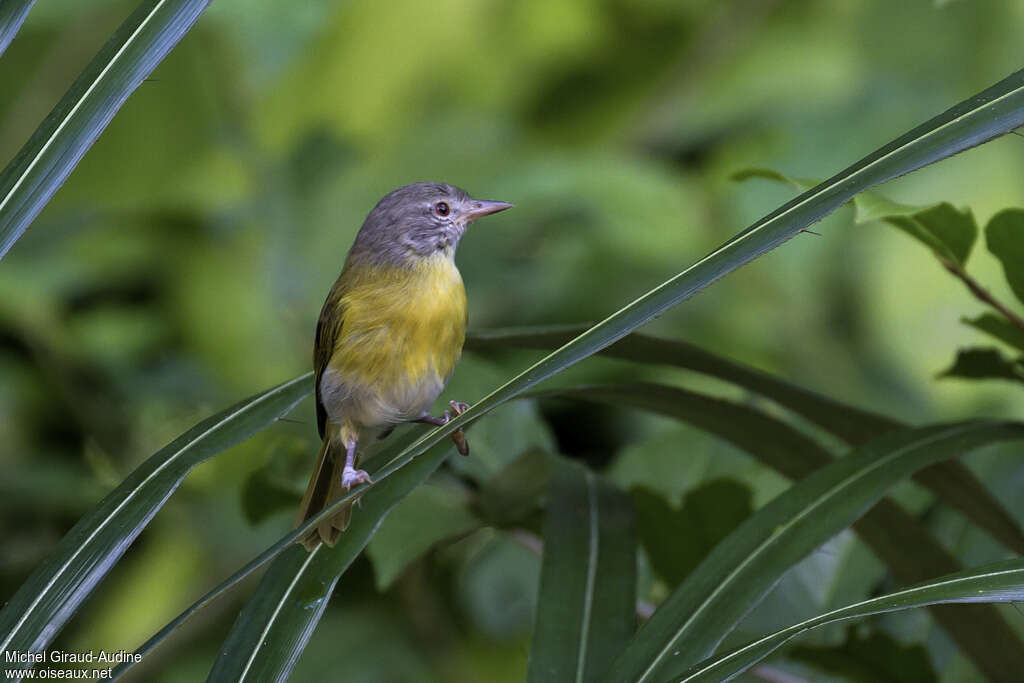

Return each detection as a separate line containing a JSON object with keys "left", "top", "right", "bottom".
{"left": 341, "top": 466, "right": 373, "bottom": 489}
{"left": 448, "top": 401, "right": 470, "bottom": 457}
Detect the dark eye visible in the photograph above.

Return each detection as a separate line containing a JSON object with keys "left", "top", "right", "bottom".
{"left": 434, "top": 201, "right": 450, "bottom": 217}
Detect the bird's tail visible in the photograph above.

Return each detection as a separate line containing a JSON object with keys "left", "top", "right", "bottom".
{"left": 295, "top": 438, "right": 352, "bottom": 550}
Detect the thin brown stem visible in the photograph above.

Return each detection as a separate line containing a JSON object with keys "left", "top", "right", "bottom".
{"left": 941, "top": 260, "right": 1024, "bottom": 333}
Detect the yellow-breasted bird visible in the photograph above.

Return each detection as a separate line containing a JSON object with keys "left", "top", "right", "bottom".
{"left": 296, "top": 182, "right": 512, "bottom": 549}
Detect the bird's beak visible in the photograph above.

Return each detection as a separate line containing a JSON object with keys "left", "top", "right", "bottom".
{"left": 465, "top": 199, "right": 513, "bottom": 222}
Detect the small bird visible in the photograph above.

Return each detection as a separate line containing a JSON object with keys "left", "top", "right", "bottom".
{"left": 296, "top": 182, "right": 512, "bottom": 549}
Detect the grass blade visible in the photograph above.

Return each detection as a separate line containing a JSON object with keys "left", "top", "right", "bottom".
{"left": 676, "top": 559, "right": 1024, "bottom": 683}
{"left": 601, "top": 420, "right": 1024, "bottom": 683}
{"left": 477, "top": 329, "right": 1024, "bottom": 553}
{"left": 0, "top": 0, "right": 210, "bottom": 258}
{"left": 205, "top": 436, "right": 452, "bottom": 683}
{"left": 527, "top": 459, "right": 636, "bottom": 683}
{"left": 0, "top": 0, "right": 34, "bottom": 57}
{"left": 552, "top": 383, "right": 1024, "bottom": 680}
{"left": 0, "top": 374, "right": 312, "bottom": 658}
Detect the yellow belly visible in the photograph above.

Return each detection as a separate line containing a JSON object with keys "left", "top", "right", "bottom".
{"left": 322, "top": 254, "right": 467, "bottom": 429}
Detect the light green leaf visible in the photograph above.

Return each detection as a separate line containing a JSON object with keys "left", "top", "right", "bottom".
{"left": 676, "top": 559, "right": 1024, "bottom": 683}
{"left": 986, "top": 208, "right": 1024, "bottom": 304}
{"left": 0, "top": 0, "right": 211, "bottom": 258}
{"left": 366, "top": 483, "right": 480, "bottom": 591}
{"left": 962, "top": 313, "right": 1024, "bottom": 352}
{"left": 603, "top": 420, "right": 1024, "bottom": 683}
{"left": 527, "top": 458, "right": 636, "bottom": 683}
{"left": 0, "top": 374, "right": 312, "bottom": 659}
{"left": 0, "top": 0, "right": 33, "bottom": 57}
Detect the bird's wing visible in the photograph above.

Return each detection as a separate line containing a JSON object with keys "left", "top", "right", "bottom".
{"left": 314, "top": 279, "right": 346, "bottom": 439}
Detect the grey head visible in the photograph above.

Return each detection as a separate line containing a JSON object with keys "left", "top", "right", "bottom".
{"left": 349, "top": 182, "right": 512, "bottom": 264}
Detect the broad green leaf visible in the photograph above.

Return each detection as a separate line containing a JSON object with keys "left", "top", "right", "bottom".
{"left": 473, "top": 448, "right": 551, "bottom": 528}
{"left": 0, "top": 0, "right": 211, "bottom": 258}
{"left": 986, "top": 208, "right": 1024, "bottom": 305}
{"left": 527, "top": 458, "right": 636, "bottom": 683}
{"left": 940, "top": 347, "right": 1024, "bottom": 383}
{"left": 0, "top": 0, "right": 33, "bottom": 57}
{"left": 962, "top": 313, "right": 1024, "bottom": 352}
{"left": 735, "top": 168, "right": 977, "bottom": 265}
{"left": 205, "top": 437, "right": 454, "bottom": 683}
{"left": 486, "top": 331, "right": 1024, "bottom": 552}
{"left": 632, "top": 481, "right": 752, "bottom": 588}
{"left": 676, "top": 559, "right": 1024, "bottom": 683}
{"left": 789, "top": 623, "right": 937, "bottom": 682}
{"left": 603, "top": 420, "right": 1024, "bottom": 683}
{"left": 108, "top": 68, "right": 1024, "bottom": 676}
{"left": 0, "top": 374, "right": 312, "bottom": 659}
{"left": 557, "top": 382, "right": 1024, "bottom": 675}
{"left": 366, "top": 483, "right": 480, "bottom": 590}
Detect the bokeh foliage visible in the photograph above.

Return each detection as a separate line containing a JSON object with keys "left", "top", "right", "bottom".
{"left": 3, "top": 1, "right": 1024, "bottom": 681}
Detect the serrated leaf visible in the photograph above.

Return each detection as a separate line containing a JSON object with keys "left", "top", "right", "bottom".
{"left": 0, "top": 0, "right": 211, "bottom": 258}
{"left": 527, "top": 459, "right": 636, "bottom": 683}
{"left": 0, "top": 374, "right": 312, "bottom": 660}
{"left": 962, "top": 313, "right": 1024, "bottom": 352}
{"left": 677, "top": 559, "right": 1024, "bottom": 683}
{"left": 735, "top": 168, "right": 977, "bottom": 265}
{"left": 366, "top": 483, "right": 480, "bottom": 591}
{"left": 603, "top": 420, "right": 1024, "bottom": 683}
{"left": 0, "top": 0, "right": 33, "bottom": 57}
{"left": 985, "top": 208, "right": 1024, "bottom": 305}
{"left": 940, "top": 347, "right": 1024, "bottom": 383}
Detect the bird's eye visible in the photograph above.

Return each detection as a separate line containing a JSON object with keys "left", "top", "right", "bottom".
{"left": 434, "top": 201, "right": 450, "bottom": 217}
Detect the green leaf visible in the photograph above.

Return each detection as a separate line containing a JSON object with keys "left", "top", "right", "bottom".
{"left": 676, "top": 559, "right": 1024, "bottom": 683}
{"left": 632, "top": 481, "right": 753, "bottom": 588}
{"left": 603, "top": 420, "right": 1024, "bottom": 683}
{"left": 790, "top": 625, "right": 938, "bottom": 683}
{"left": 735, "top": 168, "right": 978, "bottom": 265}
{"left": 0, "top": 374, "right": 312, "bottom": 659}
{"left": 473, "top": 448, "right": 551, "bottom": 528}
{"left": 206, "top": 437, "right": 454, "bottom": 683}
{"left": 366, "top": 483, "right": 480, "bottom": 591}
{"left": 0, "top": 0, "right": 33, "bottom": 57}
{"left": 939, "top": 347, "right": 1024, "bottom": 383}
{"left": 962, "top": 313, "right": 1024, "bottom": 352}
{"left": 0, "top": 0, "right": 211, "bottom": 258}
{"left": 986, "top": 208, "right": 1024, "bottom": 305}
{"left": 111, "top": 68, "right": 1024, "bottom": 676}
{"left": 556, "top": 383, "right": 1024, "bottom": 681}
{"left": 527, "top": 459, "right": 636, "bottom": 683}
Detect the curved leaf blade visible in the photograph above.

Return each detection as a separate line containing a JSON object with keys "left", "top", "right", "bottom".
{"left": 0, "top": 0, "right": 34, "bottom": 57}
{"left": 676, "top": 559, "right": 1024, "bottom": 683}
{"left": 0, "top": 374, "right": 312, "bottom": 658}
{"left": 480, "top": 331, "right": 1024, "bottom": 553}
{"left": 0, "top": 0, "right": 210, "bottom": 258}
{"left": 554, "top": 383, "right": 1024, "bottom": 680}
{"left": 527, "top": 459, "right": 636, "bottom": 683}
{"left": 602, "top": 420, "right": 1024, "bottom": 683}
{"left": 205, "top": 436, "right": 452, "bottom": 683}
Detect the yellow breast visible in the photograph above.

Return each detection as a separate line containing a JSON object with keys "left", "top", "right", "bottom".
{"left": 326, "top": 253, "right": 467, "bottom": 424}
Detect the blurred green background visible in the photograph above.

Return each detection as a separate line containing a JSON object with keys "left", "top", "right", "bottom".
{"left": 2, "top": 0, "right": 1024, "bottom": 681}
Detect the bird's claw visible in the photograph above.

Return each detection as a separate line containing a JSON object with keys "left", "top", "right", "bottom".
{"left": 341, "top": 467, "right": 373, "bottom": 489}
{"left": 448, "top": 401, "right": 470, "bottom": 456}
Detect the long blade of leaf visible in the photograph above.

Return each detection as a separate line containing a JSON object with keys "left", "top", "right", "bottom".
{"left": 676, "top": 559, "right": 1024, "bottom": 683}
{"left": 527, "top": 459, "right": 636, "bottom": 683}
{"left": 551, "top": 383, "right": 1024, "bottom": 680}
{"left": 478, "top": 329, "right": 1024, "bottom": 553}
{"left": 96, "top": 67, "right": 1024, "bottom": 678}
{"left": 0, "top": 0, "right": 210, "bottom": 258}
{"left": 601, "top": 420, "right": 1024, "bottom": 683}
{"left": 0, "top": 0, "right": 34, "bottom": 57}
{"left": 0, "top": 374, "right": 312, "bottom": 658}
{"left": 205, "top": 436, "right": 453, "bottom": 683}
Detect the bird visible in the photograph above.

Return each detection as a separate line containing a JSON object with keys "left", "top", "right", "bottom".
{"left": 295, "top": 182, "right": 512, "bottom": 549}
